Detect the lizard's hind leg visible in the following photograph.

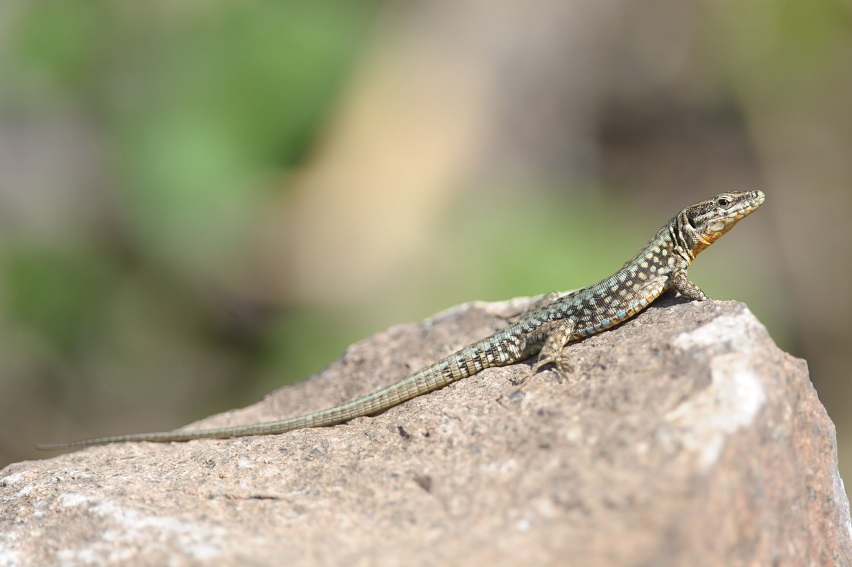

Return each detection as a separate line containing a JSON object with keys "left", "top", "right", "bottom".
{"left": 511, "top": 319, "right": 576, "bottom": 386}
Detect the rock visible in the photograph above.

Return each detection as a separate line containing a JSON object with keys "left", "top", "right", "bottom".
{"left": 1, "top": 296, "right": 850, "bottom": 567}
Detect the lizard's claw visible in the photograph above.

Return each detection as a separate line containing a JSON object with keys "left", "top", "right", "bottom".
{"left": 512, "top": 353, "right": 574, "bottom": 388}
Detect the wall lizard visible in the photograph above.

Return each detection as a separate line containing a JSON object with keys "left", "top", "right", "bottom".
{"left": 37, "top": 190, "right": 764, "bottom": 450}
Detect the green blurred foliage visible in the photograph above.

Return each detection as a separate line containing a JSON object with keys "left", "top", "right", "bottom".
{"left": 1, "top": 245, "right": 115, "bottom": 353}
{"left": 0, "top": 0, "right": 378, "bottom": 462}
{"left": 110, "top": 3, "right": 373, "bottom": 271}
{"left": 11, "top": 0, "right": 108, "bottom": 91}
{"left": 776, "top": 0, "right": 847, "bottom": 60}
{"left": 8, "top": 0, "right": 374, "bottom": 274}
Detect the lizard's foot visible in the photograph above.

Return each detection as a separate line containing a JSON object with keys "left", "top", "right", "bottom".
{"left": 510, "top": 366, "right": 535, "bottom": 387}
{"left": 511, "top": 354, "right": 573, "bottom": 387}
{"left": 553, "top": 355, "right": 574, "bottom": 382}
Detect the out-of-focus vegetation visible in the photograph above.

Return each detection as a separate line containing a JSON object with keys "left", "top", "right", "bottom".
{"left": 0, "top": 0, "right": 379, "bottom": 457}
{"left": 1, "top": 0, "right": 850, "bottom": 496}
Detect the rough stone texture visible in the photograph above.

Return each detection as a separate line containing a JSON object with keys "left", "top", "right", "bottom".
{"left": 1, "top": 296, "right": 850, "bottom": 567}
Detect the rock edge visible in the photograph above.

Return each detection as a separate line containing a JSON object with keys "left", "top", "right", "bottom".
{"left": 1, "top": 296, "right": 850, "bottom": 567}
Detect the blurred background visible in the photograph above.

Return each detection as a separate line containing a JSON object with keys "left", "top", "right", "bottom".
{"left": 0, "top": 0, "right": 849, "bottom": 495}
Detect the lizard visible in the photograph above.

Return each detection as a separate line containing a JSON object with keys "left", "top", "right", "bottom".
{"left": 37, "top": 190, "right": 765, "bottom": 450}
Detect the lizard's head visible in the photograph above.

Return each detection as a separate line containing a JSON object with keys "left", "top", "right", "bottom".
{"left": 679, "top": 190, "right": 765, "bottom": 258}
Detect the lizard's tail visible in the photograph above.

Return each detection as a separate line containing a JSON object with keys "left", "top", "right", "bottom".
{"left": 35, "top": 341, "right": 495, "bottom": 450}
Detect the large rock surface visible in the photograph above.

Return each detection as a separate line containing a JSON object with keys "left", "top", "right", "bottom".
{"left": 1, "top": 296, "right": 850, "bottom": 566}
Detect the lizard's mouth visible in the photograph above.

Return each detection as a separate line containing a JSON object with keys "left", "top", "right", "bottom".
{"left": 692, "top": 190, "right": 764, "bottom": 255}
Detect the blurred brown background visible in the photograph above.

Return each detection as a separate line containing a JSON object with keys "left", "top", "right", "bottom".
{"left": 1, "top": 0, "right": 849, "bottom": 496}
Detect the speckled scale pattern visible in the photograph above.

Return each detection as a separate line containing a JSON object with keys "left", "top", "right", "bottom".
{"left": 37, "top": 191, "right": 765, "bottom": 449}
{"left": 543, "top": 225, "right": 685, "bottom": 338}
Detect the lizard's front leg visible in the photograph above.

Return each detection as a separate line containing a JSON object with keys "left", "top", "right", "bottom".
{"left": 671, "top": 270, "right": 708, "bottom": 301}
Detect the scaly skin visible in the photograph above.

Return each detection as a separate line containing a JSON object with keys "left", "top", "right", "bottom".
{"left": 37, "top": 190, "right": 765, "bottom": 450}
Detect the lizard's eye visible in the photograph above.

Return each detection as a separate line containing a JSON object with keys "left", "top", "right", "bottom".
{"left": 717, "top": 196, "right": 732, "bottom": 208}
